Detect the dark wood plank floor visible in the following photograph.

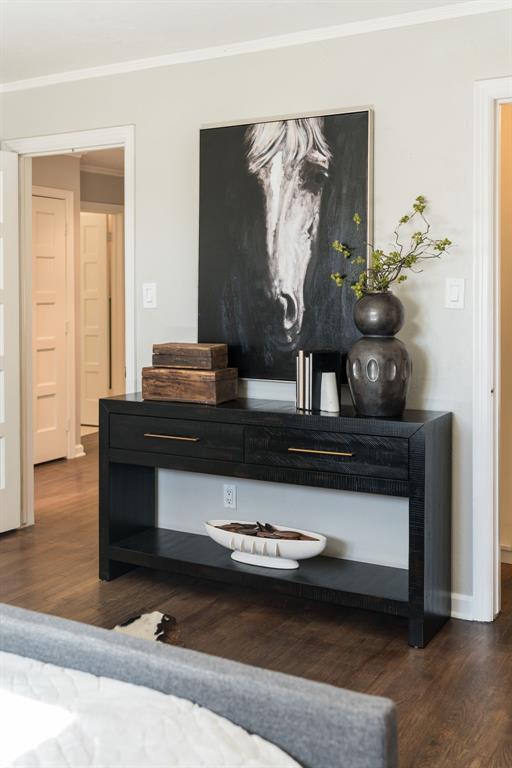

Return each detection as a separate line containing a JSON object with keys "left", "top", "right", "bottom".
{"left": 1, "top": 433, "right": 511, "bottom": 767}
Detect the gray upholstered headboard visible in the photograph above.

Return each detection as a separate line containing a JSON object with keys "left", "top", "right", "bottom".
{"left": 0, "top": 603, "right": 397, "bottom": 768}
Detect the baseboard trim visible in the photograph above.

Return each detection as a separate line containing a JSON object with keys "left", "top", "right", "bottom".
{"left": 451, "top": 592, "right": 475, "bottom": 621}
{"left": 73, "top": 444, "right": 86, "bottom": 459}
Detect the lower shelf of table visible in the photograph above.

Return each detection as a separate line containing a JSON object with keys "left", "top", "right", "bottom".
{"left": 108, "top": 528, "right": 409, "bottom": 617}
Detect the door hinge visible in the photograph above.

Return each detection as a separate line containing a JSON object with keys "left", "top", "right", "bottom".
{"left": 65, "top": 320, "right": 70, "bottom": 336}
{"left": 107, "top": 231, "right": 113, "bottom": 243}
{"left": 65, "top": 418, "right": 71, "bottom": 433}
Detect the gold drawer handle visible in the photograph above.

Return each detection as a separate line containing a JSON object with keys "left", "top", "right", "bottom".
{"left": 144, "top": 433, "right": 200, "bottom": 443}
{"left": 288, "top": 447, "right": 353, "bottom": 458}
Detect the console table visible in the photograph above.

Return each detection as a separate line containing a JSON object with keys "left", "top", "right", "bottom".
{"left": 99, "top": 395, "right": 452, "bottom": 648}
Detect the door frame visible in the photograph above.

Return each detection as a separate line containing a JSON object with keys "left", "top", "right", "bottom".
{"left": 0, "top": 151, "right": 21, "bottom": 531}
{"left": 472, "top": 76, "right": 512, "bottom": 622}
{"left": 1, "top": 125, "right": 135, "bottom": 526}
{"left": 32, "top": 185, "right": 79, "bottom": 461}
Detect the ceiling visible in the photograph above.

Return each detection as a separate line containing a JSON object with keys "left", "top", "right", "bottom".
{"left": 0, "top": 0, "right": 474, "bottom": 85}
{"left": 80, "top": 148, "right": 124, "bottom": 174}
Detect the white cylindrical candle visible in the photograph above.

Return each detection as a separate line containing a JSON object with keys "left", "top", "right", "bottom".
{"left": 320, "top": 372, "right": 340, "bottom": 413}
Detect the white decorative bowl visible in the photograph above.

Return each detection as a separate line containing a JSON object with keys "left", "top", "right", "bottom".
{"left": 204, "top": 519, "right": 327, "bottom": 570}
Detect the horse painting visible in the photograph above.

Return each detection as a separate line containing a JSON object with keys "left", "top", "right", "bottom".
{"left": 245, "top": 118, "right": 331, "bottom": 344}
{"left": 198, "top": 109, "right": 371, "bottom": 381}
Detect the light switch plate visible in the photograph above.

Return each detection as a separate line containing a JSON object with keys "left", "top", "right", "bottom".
{"left": 445, "top": 278, "right": 465, "bottom": 309}
{"left": 142, "top": 283, "right": 157, "bottom": 309}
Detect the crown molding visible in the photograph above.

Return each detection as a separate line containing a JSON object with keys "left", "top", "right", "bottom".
{"left": 0, "top": 0, "right": 509, "bottom": 94}
{"left": 80, "top": 163, "right": 124, "bottom": 177}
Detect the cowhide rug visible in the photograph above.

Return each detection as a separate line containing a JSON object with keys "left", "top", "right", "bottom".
{"left": 113, "top": 611, "right": 183, "bottom": 646}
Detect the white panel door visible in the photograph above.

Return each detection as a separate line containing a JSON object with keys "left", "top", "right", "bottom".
{"left": 80, "top": 212, "right": 109, "bottom": 426}
{"left": 0, "top": 151, "right": 21, "bottom": 532}
{"left": 32, "top": 194, "right": 68, "bottom": 464}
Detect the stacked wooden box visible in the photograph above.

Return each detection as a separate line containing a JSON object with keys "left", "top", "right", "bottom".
{"left": 142, "top": 343, "right": 238, "bottom": 405}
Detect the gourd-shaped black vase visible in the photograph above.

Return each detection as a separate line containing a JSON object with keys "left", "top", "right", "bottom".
{"left": 347, "top": 291, "right": 411, "bottom": 418}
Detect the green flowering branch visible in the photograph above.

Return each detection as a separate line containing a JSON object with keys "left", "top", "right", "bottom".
{"left": 330, "top": 196, "right": 452, "bottom": 299}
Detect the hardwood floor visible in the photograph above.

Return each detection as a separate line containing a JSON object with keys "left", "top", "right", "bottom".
{"left": 2, "top": 432, "right": 511, "bottom": 767}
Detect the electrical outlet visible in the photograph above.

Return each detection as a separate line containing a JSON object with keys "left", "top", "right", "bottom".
{"left": 223, "top": 484, "right": 237, "bottom": 510}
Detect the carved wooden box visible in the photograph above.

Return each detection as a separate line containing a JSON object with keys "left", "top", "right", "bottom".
{"left": 142, "top": 366, "right": 238, "bottom": 405}
{"left": 152, "top": 342, "right": 228, "bottom": 370}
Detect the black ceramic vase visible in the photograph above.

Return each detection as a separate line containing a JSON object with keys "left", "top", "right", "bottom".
{"left": 347, "top": 291, "right": 411, "bottom": 418}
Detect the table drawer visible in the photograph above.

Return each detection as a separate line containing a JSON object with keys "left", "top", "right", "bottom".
{"left": 245, "top": 427, "right": 408, "bottom": 480}
{"left": 110, "top": 414, "right": 243, "bottom": 462}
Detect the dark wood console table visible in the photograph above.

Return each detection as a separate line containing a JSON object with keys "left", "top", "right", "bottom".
{"left": 99, "top": 395, "right": 452, "bottom": 647}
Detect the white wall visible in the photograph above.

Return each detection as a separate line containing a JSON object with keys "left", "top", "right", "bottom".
{"left": 160, "top": 472, "right": 409, "bottom": 567}
{"left": 3, "top": 9, "right": 512, "bottom": 600}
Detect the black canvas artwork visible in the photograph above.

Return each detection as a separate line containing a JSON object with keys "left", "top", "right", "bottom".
{"left": 198, "top": 109, "right": 371, "bottom": 380}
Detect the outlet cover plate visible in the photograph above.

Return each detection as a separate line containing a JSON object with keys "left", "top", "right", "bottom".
{"left": 223, "top": 484, "right": 237, "bottom": 510}
{"left": 445, "top": 278, "right": 465, "bottom": 309}
{"left": 142, "top": 283, "right": 157, "bottom": 309}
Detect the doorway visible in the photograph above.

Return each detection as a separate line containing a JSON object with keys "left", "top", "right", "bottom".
{"left": 0, "top": 124, "right": 135, "bottom": 528}
{"left": 472, "top": 76, "right": 512, "bottom": 623}
{"left": 31, "top": 148, "right": 126, "bottom": 462}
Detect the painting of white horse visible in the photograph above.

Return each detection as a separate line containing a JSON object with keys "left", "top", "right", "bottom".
{"left": 198, "top": 109, "right": 371, "bottom": 381}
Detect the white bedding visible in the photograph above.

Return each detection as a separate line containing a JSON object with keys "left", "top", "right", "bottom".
{"left": 0, "top": 651, "right": 299, "bottom": 768}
